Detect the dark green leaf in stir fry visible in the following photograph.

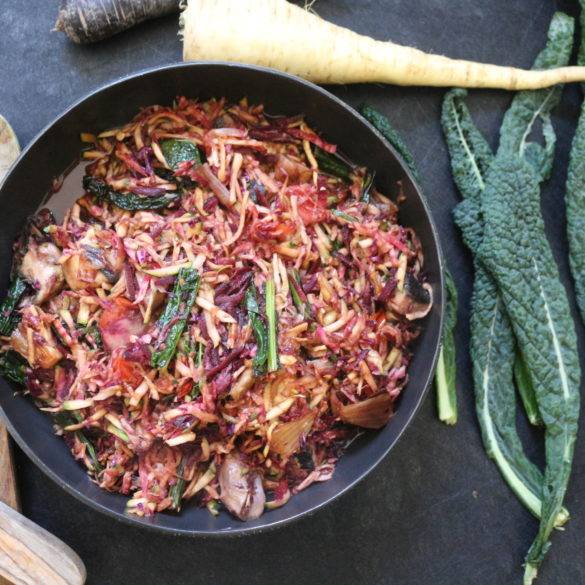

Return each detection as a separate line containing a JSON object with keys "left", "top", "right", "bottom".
{"left": 0, "top": 351, "right": 26, "bottom": 385}
{"left": 83, "top": 175, "right": 180, "bottom": 211}
{"left": 54, "top": 413, "right": 103, "bottom": 473}
{"left": 288, "top": 269, "right": 313, "bottom": 320}
{"left": 170, "top": 459, "right": 187, "bottom": 511}
{"left": 160, "top": 139, "right": 203, "bottom": 170}
{"left": 151, "top": 268, "right": 200, "bottom": 370}
{"left": 313, "top": 146, "right": 352, "bottom": 182}
{"left": 0, "top": 276, "right": 27, "bottom": 336}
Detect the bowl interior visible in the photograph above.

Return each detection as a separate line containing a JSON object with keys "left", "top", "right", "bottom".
{"left": 0, "top": 63, "right": 443, "bottom": 535}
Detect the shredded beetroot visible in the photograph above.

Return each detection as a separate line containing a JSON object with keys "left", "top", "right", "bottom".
{"left": 123, "top": 264, "right": 137, "bottom": 301}
{"left": 377, "top": 276, "right": 398, "bottom": 303}
{"left": 286, "top": 127, "right": 337, "bottom": 153}
{"left": 205, "top": 347, "right": 246, "bottom": 379}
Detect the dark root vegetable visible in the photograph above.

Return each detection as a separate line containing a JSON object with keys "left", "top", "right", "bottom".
{"left": 55, "top": 0, "right": 181, "bottom": 44}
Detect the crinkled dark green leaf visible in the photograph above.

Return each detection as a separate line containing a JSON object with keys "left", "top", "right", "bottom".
{"left": 478, "top": 155, "right": 580, "bottom": 583}
{"left": 454, "top": 198, "right": 556, "bottom": 522}
{"left": 441, "top": 88, "right": 494, "bottom": 202}
{"left": 359, "top": 104, "right": 419, "bottom": 181}
{"left": 497, "top": 12, "right": 574, "bottom": 182}
{"left": 567, "top": 0, "right": 585, "bottom": 325}
{"left": 447, "top": 89, "right": 567, "bottom": 526}
{"left": 445, "top": 96, "right": 546, "bottom": 516}
{"left": 566, "top": 98, "right": 585, "bottom": 326}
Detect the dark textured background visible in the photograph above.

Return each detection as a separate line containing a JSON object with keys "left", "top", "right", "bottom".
{"left": 1, "top": 1, "right": 585, "bottom": 584}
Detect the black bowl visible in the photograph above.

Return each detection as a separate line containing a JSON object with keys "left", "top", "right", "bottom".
{"left": 0, "top": 62, "right": 444, "bottom": 536}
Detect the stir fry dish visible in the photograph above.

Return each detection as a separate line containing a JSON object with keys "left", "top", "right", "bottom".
{"left": 0, "top": 97, "right": 432, "bottom": 520}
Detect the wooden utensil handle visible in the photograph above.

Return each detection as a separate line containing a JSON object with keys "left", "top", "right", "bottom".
{"left": 0, "top": 500, "right": 86, "bottom": 585}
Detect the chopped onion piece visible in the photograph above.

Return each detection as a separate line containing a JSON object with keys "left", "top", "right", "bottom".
{"left": 271, "top": 412, "right": 315, "bottom": 457}
{"left": 336, "top": 392, "right": 393, "bottom": 429}
{"left": 62, "top": 398, "right": 94, "bottom": 410}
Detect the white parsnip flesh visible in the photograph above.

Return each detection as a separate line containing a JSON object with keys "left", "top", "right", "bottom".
{"left": 182, "top": 0, "right": 585, "bottom": 90}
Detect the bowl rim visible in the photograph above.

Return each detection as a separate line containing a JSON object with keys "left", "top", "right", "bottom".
{"left": 0, "top": 60, "right": 445, "bottom": 537}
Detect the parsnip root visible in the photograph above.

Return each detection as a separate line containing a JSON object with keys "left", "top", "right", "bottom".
{"left": 181, "top": 0, "right": 585, "bottom": 90}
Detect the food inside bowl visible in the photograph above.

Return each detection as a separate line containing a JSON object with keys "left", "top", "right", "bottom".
{"left": 0, "top": 97, "right": 432, "bottom": 520}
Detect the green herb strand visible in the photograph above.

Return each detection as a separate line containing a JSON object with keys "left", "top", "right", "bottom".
{"left": 170, "top": 459, "right": 186, "bottom": 511}
{"left": 313, "top": 146, "right": 352, "bottom": 182}
{"left": 265, "top": 279, "right": 279, "bottom": 373}
{"left": 246, "top": 285, "right": 268, "bottom": 376}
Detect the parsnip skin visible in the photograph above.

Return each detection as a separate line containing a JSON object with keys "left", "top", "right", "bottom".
{"left": 181, "top": 0, "right": 585, "bottom": 90}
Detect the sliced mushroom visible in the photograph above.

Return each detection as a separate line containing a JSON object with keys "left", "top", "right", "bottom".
{"left": 389, "top": 272, "right": 433, "bottom": 321}
{"left": 10, "top": 306, "right": 62, "bottom": 369}
{"left": 218, "top": 454, "right": 265, "bottom": 521}
{"left": 19, "top": 241, "right": 64, "bottom": 304}
{"left": 63, "top": 228, "right": 125, "bottom": 291}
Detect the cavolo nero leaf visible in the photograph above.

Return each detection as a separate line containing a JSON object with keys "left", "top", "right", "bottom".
{"left": 453, "top": 198, "right": 560, "bottom": 524}
{"left": 478, "top": 155, "right": 580, "bottom": 585}
{"left": 443, "top": 13, "right": 575, "bottom": 580}
{"left": 441, "top": 88, "right": 494, "bottom": 201}
{"left": 443, "top": 92, "right": 537, "bottom": 512}
{"left": 444, "top": 82, "right": 566, "bottom": 525}
{"left": 359, "top": 104, "right": 420, "bottom": 182}
{"left": 498, "top": 12, "right": 574, "bottom": 182}
{"left": 566, "top": 3, "right": 585, "bottom": 325}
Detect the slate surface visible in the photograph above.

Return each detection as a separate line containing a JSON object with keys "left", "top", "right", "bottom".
{"left": 1, "top": 1, "right": 584, "bottom": 584}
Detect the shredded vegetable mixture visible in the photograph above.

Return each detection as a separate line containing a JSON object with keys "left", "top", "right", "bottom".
{"left": 0, "top": 97, "right": 432, "bottom": 520}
